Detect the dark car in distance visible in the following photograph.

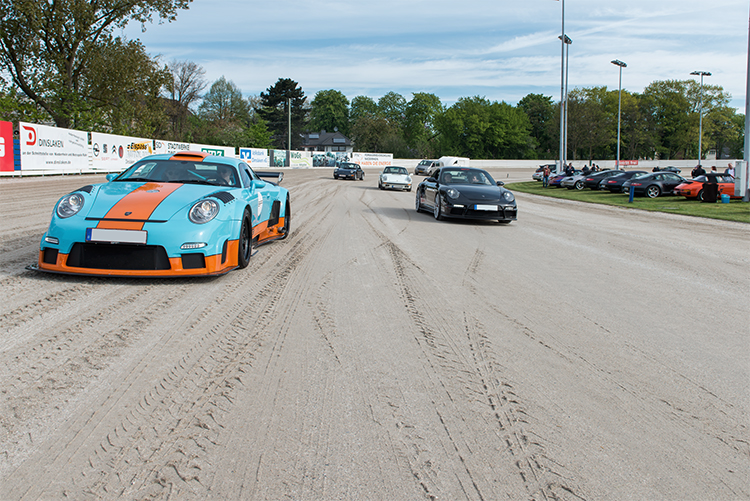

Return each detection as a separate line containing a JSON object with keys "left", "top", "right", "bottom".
{"left": 334, "top": 162, "right": 364, "bottom": 180}
{"left": 581, "top": 169, "right": 623, "bottom": 190}
{"left": 622, "top": 171, "right": 687, "bottom": 198}
{"left": 415, "top": 167, "right": 517, "bottom": 223}
{"left": 599, "top": 171, "right": 648, "bottom": 192}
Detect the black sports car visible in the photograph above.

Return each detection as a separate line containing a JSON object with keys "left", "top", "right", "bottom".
{"left": 622, "top": 171, "right": 687, "bottom": 198}
{"left": 581, "top": 169, "right": 624, "bottom": 189}
{"left": 415, "top": 167, "right": 517, "bottom": 223}
{"left": 599, "top": 171, "right": 647, "bottom": 192}
{"left": 334, "top": 162, "right": 364, "bottom": 180}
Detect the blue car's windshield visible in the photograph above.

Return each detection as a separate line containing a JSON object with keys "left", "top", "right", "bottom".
{"left": 115, "top": 160, "right": 240, "bottom": 187}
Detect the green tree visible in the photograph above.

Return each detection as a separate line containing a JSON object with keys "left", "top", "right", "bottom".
{"left": 349, "top": 95, "right": 378, "bottom": 129}
{"left": 566, "top": 87, "right": 613, "bottom": 161}
{"left": 705, "top": 106, "right": 743, "bottom": 159}
{"left": 194, "top": 77, "right": 272, "bottom": 149}
{"left": 308, "top": 89, "right": 349, "bottom": 135}
{"left": 377, "top": 91, "right": 407, "bottom": 128}
{"left": 164, "top": 60, "right": 207, "bottom": 141}
{"left": 0, "top": 0, "right": 190, "bottom": 129}
{"left": 257, "top": 78, "right": 306, "bottom": 149}
{"left": 83, "top": 36, "right": 170, "bottom": 136}
{"left": 403, "top": 92, "right": 443, "bottom": 157}
{"left": 517, "top": 93, "right": 556, "bottom": 156}
{"left": 350, "top": 114, "right": 408, "bottom": 155}
{"left": 434, "top": 96, "right": 533, "bottom": 159}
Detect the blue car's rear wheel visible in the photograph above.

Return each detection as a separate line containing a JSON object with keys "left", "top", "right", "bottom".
{"left": 238, "top": 209, "right": 252, "bottom": 268}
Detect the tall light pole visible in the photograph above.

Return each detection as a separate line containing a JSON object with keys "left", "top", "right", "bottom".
{"left": 690, "top": 70, "right": 711, "bottom": 162}
{"left": 611, "top": 59, "right": 627, "bottom": 170}
{"left": 558, "top": 0, "right": 565, "bottom": 174}
{"left": 559, "top": 35, "right": 572, "bottom": 168}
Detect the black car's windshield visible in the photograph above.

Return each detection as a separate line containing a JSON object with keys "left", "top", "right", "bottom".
{"left": 338, "top": 163, "right": 359, "bottom": 170}
{"left": 440, "top": 169, "right": 494, "bottom": 185}
{"left": 115, "top": 160, "right": 240, "bottom": 187}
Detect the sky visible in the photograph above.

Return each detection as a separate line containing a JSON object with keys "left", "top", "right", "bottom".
{"left": 123, "top": 0, "right": 749, "bottom": 111}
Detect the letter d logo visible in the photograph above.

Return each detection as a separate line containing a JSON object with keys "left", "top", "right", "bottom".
{"left": 22, "top": 125, "right": 36, "bottom": 146}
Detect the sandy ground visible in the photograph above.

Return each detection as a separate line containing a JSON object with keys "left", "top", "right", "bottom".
{"left": 0, "top": 168, "right": 748, "bottom": 500}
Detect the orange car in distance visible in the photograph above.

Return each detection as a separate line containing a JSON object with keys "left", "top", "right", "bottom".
{"left": 674, "top": 173, "right": 738, "bottom": 201}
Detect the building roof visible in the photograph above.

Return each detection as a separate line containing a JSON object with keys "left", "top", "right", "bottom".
{"left": 301, "top": 130, "right": 352, "bottom": 148}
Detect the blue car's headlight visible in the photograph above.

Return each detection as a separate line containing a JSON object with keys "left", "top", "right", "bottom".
{"left": 503, "top": 191, "right": 515, "bottom": 203}
{"left": 189, "top": 199, "right": 220, "bottom": 224}
{"left": 56, "top": 193, "right": 85, "bottom": 218}
{"left": 445, "top": 188, "right": 460, "bottom": 199}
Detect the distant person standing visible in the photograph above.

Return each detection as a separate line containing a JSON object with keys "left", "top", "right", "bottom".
{"left": 692, "top": 164, "right": 706, "bottom": 178}
{"left": 542, "top": 165, "right": 551, "bottom": 187}
{"left": 725, "top": 163, "right": 735, "bottom": 177}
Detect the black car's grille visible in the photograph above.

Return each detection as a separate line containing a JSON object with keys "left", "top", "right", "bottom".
{"left": 66, "top": 243, "right": 171, "bottom": 270}
{"left": 449, "top": 206, "right": 517, "bottom": 219}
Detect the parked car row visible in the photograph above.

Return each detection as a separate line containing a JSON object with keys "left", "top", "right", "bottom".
{"left": 538, "top": 166, "right": 740, "bottom": 200}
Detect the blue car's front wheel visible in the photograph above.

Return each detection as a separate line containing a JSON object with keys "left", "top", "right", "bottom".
{"left": 238, "top": 209, "right": 252, "bottom": 268}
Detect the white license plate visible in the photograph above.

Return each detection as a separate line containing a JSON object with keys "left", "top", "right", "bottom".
{"left": 474, "top": 204, "right": 498, "bottom": 211}
{"left": 86, "top": 228, "right": 147, "bottom": 244}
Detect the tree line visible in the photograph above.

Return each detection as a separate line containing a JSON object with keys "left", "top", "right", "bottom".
{"left": 0, "top": 0, "right": 743, "bottom": 161}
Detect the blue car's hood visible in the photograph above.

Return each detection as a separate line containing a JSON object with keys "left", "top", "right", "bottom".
{"left": 84, "top": 181, "right": 227, "bottom": 221}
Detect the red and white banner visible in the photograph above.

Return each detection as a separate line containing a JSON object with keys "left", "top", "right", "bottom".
{"left": 19, "top": 122, "right": 88, "bottom": 171}
{"left": 350, "top": 152, "right": 393, "bottom": 167}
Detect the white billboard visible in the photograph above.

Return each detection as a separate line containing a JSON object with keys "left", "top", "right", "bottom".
{"left": 90, "top": 132, "right": 153, "bottom": 171}
{"left": 239, "top": 148, "right": 270, "bottom": 167}
{"left": 152, "top": 141, "right": 234, "bottom": 157}
{"left": 153, "top": 140, "right": 191, "bottom": 155}
{"left": 289, "top": 150, "right": 312, "bottom": 168}
{"left": 350, "top": 152, "right": 393, "bottom": 167}
{"left": 19, "top": 122, "right": 88, "bottom": 171}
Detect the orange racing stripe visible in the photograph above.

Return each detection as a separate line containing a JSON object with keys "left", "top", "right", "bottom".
{"left": 96, "top": 182, "right": 181, "bottom": 230}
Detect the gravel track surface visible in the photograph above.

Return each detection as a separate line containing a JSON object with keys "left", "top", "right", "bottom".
{"left": 1, "top": 169, "right": 748, "bottom": 500}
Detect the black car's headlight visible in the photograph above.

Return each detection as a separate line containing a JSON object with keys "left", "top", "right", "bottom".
{"left": 502, "top": 191, "right": 515, "bottom": 203}
{"left": 445, "top": 188, "right": 460, "bottom": 199}
{"left": 189, "top": 199, "right": 220, "bottom": 224}
{"left": 56, "top": 193, "right": 85, "bottom": 218}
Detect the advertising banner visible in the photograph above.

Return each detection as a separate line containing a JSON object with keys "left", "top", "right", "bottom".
{"left": 272, "top": 150, "right": 288, "bottom": 167}
{"left": 153, "top": 140, "right": 191, "bottom": 155}
{"left": 152, "top": 141, "right": 234, "bottom": 157}
{"left": 312, "top": 152, "right": 338, "bottom": 167}
{"left": 19, "top": 122, "right": 88, "bottom": 171}
{"left": 239, "top": 148, "right": 270, "bottom": 167}
{"left": 289, "top": 150, "right": 312, "bottom": 168}
{"left": 350, "top": 152, "right": 393, "bottom": 167}
{"left": 0, "top": 121, "right": 13, "bottom": 172}
{"left": 91, "top": 132, "right": 153, "bottom": 172}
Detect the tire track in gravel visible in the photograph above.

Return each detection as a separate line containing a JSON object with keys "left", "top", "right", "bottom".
{"left": 61, "top": 188, "right": 335, "bottom": 499}
{"left": 364, "top": 215, "right": 585, "bottom": 500}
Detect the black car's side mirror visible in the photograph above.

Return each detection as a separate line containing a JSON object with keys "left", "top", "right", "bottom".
{"left": 426, "top": 177, "right": 438, "bottom": 183}
{"left": 496, "top": 181, "right": 505, "bottom": 186}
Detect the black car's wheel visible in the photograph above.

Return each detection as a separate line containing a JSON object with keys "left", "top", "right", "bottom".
{"left": 415, "top": 191, "right": 423, "bottom": 212}
{"left": 433, "top": 194, "right": 443, "bottom": 220}
{"left": 237, "top": 209, "right": 252, "bottom": 268}
{"left": 574, "top": 180, "right": 584, "bottom": 190}
{"left": 646, "top": 185, "right": 661, "bottom": 198}
{"left": 279, "top": 197, "right": 291, "bottom": 240}
{"left": 360, "top": 172, "right": 365, "bottom": 180}
{"left": 334, "top": 175, "right": 338, "bottom": 179}
{"left": 697, "top": 189, "right": 704, "bottom": 201}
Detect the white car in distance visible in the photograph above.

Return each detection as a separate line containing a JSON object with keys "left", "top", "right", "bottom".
{"left": 379, "top": 166, "right": 413, "bottom": 191}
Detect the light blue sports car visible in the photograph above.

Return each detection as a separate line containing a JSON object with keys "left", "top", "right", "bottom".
{"left": 35, "top": 151, "right": 290, "bottom": 277}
